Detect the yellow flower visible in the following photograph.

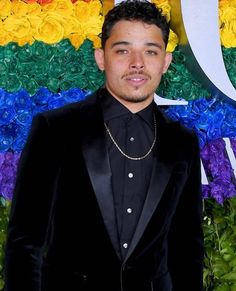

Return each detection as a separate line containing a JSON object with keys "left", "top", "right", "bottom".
{"left": 152, "top": 0, "right": 170, "bottom": 5}
{"left": 229, "top": 0, "right": 236, "bottom": 7}
{"left": 28, "top": 15, "right": 42, "bottom": 30}
{"left": 102, "top": 0, "right": 114, "bottom": 16}
{"left": 74, "top": 0, "right": 102, "bottom": 21}
{"left": 219, "top": 6, "right": 236, "bottom": 24}
{"left": 87, "top": 34, "right": 101, "bottom": 48}
{"left": 0, "top": 0, "right": 11, "bottom": 19}
{"left": 11, "top": 0, "right": 29, "bottom": 17}
{"left": 219, "top": 0, "right": 229, "bottom": 9}
{"left": 221, "top": 27, "right": 236, "bottom": 48}
{"left": 167, "top": 0, "right": 188, "bottom": 45}
{"left": 82, "top": 16, "right": 103, "bottom": 36}
{"left": 0, "top": 22, "right": 12, "bottom": 45}
{"left": 26, "top": 3, "right": 42, "bottom": 16}
{"left": 88, "top": 0, "right": 102, "bottom": 16}
{"left": 61, "top": 16, "right": 81, "bottom": 37}
{"left": 68, "top": 33, "right": 85, "bottom": 49}
{"left": 220, "top": 15, "right": 236, "bottom": 47}
{"left": 43, "top": 0, "right": 74, "bottom": 16}
{"left": 219, "top": 0, "right": 236, "bottom": 8}
{"left": 219, "top": 6, "right": 236, "bottom": 47}
{"left": 10, "top": 0, "right": 41, "bottom": 17}
{"left": 3, "top": 15, "right": 31, "bottom": 39}
{"left": 152, "top": 0, "right": 171, "bottom": 21}
{"left": 13, "top": 35, "right": 34, "bottom": 46}
{"left": 34, "top": 13, "right": 64, "bottom": 44}
{"left": 74, "top": 1, "right": 91, "bottom": 21}
{"left": 166, "top": 29, "right": 178, "bottom": 52}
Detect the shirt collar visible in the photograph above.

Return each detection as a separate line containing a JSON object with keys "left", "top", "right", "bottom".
{"left": 99, "top": 88, "right": 155, "bottom": 129}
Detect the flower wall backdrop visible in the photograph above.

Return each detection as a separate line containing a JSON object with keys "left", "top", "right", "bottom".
{"left": 0, "top": 0, "right": 236, "bottom": 290}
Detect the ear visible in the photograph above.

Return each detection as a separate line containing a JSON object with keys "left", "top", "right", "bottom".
{"left": 162, "top": 52, "right": 172, "bottom": 73}
{"left": 94, "top": 48, "right": 105, "bottom": 71}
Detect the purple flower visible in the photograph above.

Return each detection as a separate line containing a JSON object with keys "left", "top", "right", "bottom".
{"left": 201, "top": 139, "right": 236, "bottom": 203}
{"left": 202, "top": 185, "right": 210, "bottom": 199}
{"left": 210, "top": 182, "right": 225, "bottom": 205}
{"left": 0, "top": 152, "right": 20, "bottom": 200}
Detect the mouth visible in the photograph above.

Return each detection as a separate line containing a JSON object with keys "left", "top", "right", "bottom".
{"left": 124, "top": 74, "right": 150, "bottom": 87}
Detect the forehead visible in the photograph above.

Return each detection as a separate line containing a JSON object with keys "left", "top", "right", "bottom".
{"left": 107, "top": 20, "right": 165, "bottom": 46}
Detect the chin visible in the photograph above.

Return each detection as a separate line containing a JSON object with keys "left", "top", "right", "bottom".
{"left": 123, "top": 94, "right": 151, "bottom": 103}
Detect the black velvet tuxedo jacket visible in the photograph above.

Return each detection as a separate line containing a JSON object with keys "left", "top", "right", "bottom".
{"left": 5, "top": 89, "right": 204, "bottom": 291}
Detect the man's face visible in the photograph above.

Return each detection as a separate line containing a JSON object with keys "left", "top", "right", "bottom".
{"left": 95, "top": 20, "right": 172, "bottom": 111}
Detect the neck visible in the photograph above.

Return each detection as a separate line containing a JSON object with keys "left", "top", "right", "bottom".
{"left": 118, "top": 99, "right": 154, "bottom": 113}
{"left": 106, "top": 89, "right": 154, "bottom": 113}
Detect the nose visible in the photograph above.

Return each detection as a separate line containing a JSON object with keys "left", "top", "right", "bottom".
{"left": 129, "top": 52, "right": 144, "bottom": 70}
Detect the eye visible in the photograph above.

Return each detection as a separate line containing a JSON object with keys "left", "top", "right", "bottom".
{"left": 146, "top": 50, "right": 158, "bottom": 56}
{"left": 116, "top": 49, "right": 128, "bottom": 54}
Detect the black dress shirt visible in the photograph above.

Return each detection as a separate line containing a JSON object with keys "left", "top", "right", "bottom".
{"left": 100, "top": 89, "right": 156, "bottom": 259}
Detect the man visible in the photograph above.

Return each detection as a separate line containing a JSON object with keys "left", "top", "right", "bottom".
{"left": 5, "top": 1, "right": 204, "bottom": 290}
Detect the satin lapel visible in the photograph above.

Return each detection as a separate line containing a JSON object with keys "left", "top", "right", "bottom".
{"left": 78, "top": 96, "right": 121, "bottom": 260}
{"left": 124, "top": 106, "right": 175, "bottom": 262}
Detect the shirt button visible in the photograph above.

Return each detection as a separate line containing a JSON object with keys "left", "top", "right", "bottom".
{"left": 128, "top": 173, "right": 133, "bottom": 178}
{"left": 130, "top": 137, "right": 135, "bottom": 142}
{"left": 127, "top": 208, "right": 132, "bottom": 213}
{"left": 123, "top": 243, "right": 128, "bottom": 249}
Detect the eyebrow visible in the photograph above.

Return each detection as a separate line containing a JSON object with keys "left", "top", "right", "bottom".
{"left": 111, "top": 41, "right": 130, "bottom": 48}
{"left": 111, "top": 41, "right": 163, "bottom": 50}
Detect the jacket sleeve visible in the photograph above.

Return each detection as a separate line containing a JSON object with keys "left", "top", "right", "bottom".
{"left": 4, "top": 114, "right": 61, "bottom": 291}
{"left": 168, "top": 132, "right": 204, "bottom": 291}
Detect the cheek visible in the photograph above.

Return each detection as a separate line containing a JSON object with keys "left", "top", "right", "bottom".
{"left": 105, "top": 62, "right": 120, "bottom": 75}
{"left": 106, "top": 55, "right": 131, "bottom": 73}
{"left": 150, "top": 65, "right": 166, "bottom": 80}
{"left": 106, "top": 65, "right": 126, "bottom": 80}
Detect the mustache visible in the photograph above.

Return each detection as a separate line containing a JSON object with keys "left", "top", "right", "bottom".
{"left": 122, "top": 70, "right": 151, "bottom": 79}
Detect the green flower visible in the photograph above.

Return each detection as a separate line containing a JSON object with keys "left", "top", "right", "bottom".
{"left": 6, "top": 74, "right": 22, "bottom": 92}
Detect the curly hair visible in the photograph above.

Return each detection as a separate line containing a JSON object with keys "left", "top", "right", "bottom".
{"left": 101, "top": 0, "right": 170, "bottom": 49}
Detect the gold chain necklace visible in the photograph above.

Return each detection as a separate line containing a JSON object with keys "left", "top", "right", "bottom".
{"left": 104, "top": 115, "right": 157, "bottom": 161}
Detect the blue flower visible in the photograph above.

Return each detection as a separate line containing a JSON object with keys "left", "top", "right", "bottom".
{"left": 33, "top": 87, "right": 53, "bottom": 106}
{"left": 0, "top": 134, "right": 13, "bottom": 152}
{"left": 0, "top": 88, "right": 6, "bottom": 107}
{"left": 195, "top": 112, "right": 213, "bottom": 131}
{"left": 47, "top": 93, "right": 68, "bottom": 110}
{"left": 16, "top": 109, "right": 33, "bottom": 126}
{"left": 4, "top": 92, "right": 17, "bottom": 107}
{"left": 0, "top": 106, "right": 16, "bottom": 125}
{"left": 12, "top": 136, "right": 27, "bottom": 152}
{"left": 61, "top": 88, "right": 87, "bottom": 103}
{"left": 191, "top": 98, "right": 213, "bottom": 115}
{"left": 14, "top": 89, "right": 32, "bottom": 109}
